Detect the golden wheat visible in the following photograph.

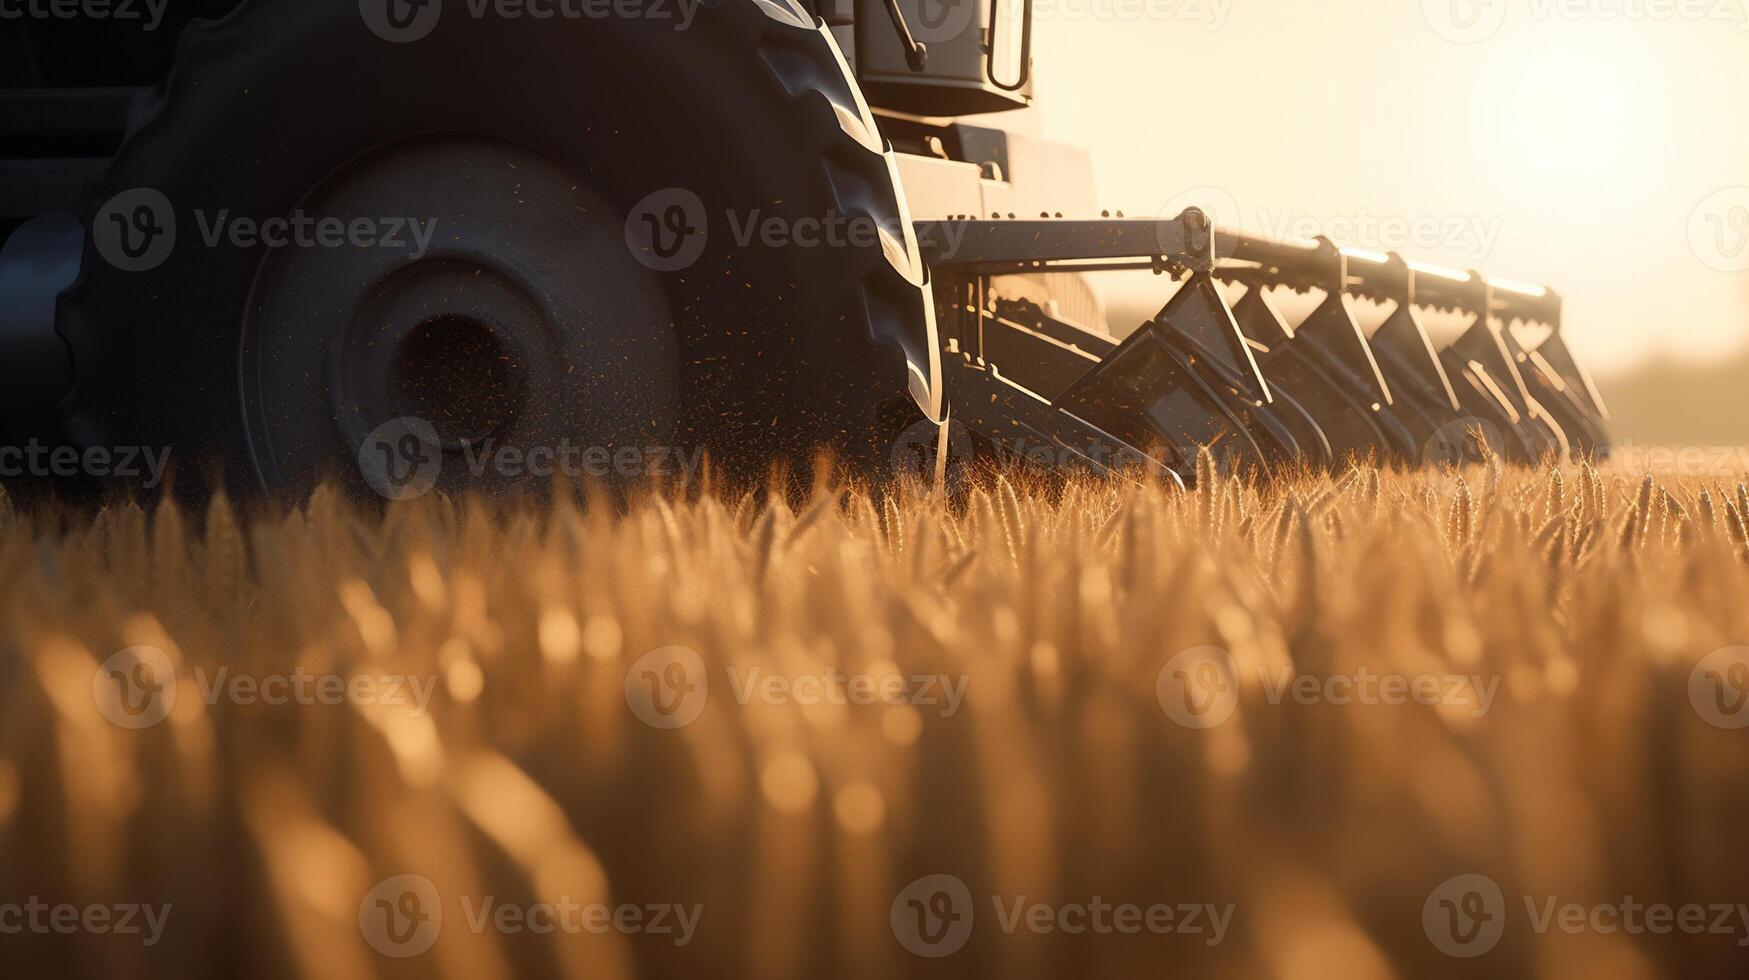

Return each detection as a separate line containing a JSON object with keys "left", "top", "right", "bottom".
{"left": 1, "top": 462, "right": 1748, "bottom": 979}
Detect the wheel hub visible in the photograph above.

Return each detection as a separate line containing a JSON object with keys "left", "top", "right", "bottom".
{"left": 387, "top": 313, "right": 528, "bottom": 450}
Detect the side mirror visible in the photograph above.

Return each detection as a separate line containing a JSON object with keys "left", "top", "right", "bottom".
{"left": 986, "top": 0, "right": 1032, "bottom": 92}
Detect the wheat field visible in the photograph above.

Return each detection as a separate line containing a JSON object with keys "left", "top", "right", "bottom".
{"left": 2, "top": 459, "right": 1748, "bottom": 979}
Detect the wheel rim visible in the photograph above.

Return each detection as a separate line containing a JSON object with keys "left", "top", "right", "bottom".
{"left": 240, "top": 133, "right": 683, "bottom": 496}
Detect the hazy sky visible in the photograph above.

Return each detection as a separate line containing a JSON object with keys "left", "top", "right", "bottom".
{"left": 1020, "top": 0, "right": 1749, "bottom": 372}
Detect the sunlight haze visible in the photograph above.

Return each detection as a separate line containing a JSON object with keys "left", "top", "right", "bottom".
{"left": 1023, "top": 0, "right": 1749, "bottom": 373}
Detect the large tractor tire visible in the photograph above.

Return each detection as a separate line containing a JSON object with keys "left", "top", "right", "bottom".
{"left": 56, "top": 0, "right": 939, "bottom": 499}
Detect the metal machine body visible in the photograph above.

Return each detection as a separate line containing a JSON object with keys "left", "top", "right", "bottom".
{"left": 0, "top": 0, "right": 1610, "bottom": 490}
{"left": 828, "top": 0, "right": 1609, "bottom": 479}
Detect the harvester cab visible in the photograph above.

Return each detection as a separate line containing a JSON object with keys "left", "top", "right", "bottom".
{"left": 848, "top": 0, "right": 1034, "bottom": 115}
{"left": 0, "top": 0, "right": 1608, "bottom": 498}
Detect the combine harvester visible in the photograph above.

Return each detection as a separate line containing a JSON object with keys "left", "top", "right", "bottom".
{"left": 0, "top": 0, "right": 1609, "bottom": 495}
